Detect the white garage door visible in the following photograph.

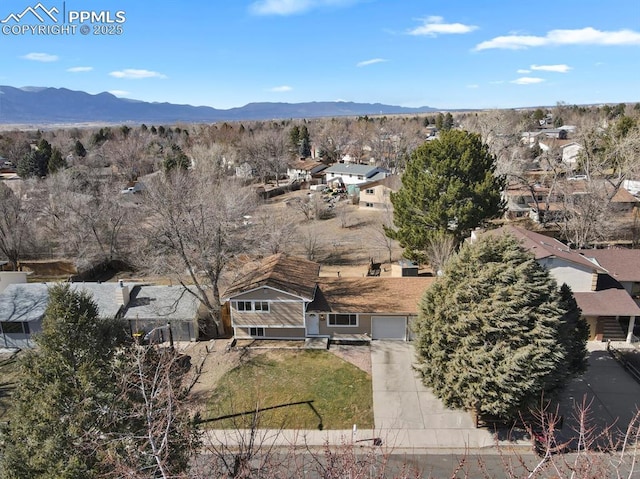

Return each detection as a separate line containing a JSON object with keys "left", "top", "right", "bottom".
{"left": 372, "top": 316, "right": 406, "bottom": 340}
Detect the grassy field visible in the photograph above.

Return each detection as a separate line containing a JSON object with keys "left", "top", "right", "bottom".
{"left": 203, "top": 349, "right": 373, "bottom": 430}
{"left": 0, "top": 355, "right": 21, "bottom": 420}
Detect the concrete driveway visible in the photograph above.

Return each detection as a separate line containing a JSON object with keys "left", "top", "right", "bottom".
{"left": 370, "top": 341, "right": 498, "bottom": 449}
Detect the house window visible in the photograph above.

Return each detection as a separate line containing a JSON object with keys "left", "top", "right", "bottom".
{"left": 249, "top": 327, "right": 265, "bottom": 337}
{"left": 0, "top": 322, "right": 28, "bottom": 334}
{"left": 365, "top": 188, "right": 374, "bottom": 194}
{"left": 365, "top": 202, "right": 374, "bottom": 208}
{"left": 328, "top": 314, "right": 358, "bottom": 326}
{"left": 236, "top": 301, "right": 252, "bottom": 311}
{"left": 235, "top": 301, "right": 269, "bottom": 312}
{"left": 358, "top": 175, "right": 364, "bottom": 180}
{"left": 254, "top": 301, "right": 269, "bottom": 312}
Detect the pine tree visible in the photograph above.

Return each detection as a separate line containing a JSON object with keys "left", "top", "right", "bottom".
{"left": 74, "top": 139, "right": 87, "bottom": 158}
{"left": 388, "top": 130, "right": 505, "bottom": 260}
{"left": 0, "top": 284, "right": 128, "bottom": 478}
{"left": 47, "top": 148, "right": 66, "bottom": 174}
{"left": 414, "top": 234, "right": 586, "bottom": 421}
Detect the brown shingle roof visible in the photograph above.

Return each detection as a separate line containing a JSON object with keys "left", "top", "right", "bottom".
{"left": 222, "top": 254, "right": 320, "bottom": 301}
{"left": 483, "top": 226, "right": 605, "bottom": 272}
{"left": 573, "top": 289, "right": 640, "bottom": 317}
{"left": 307, "top": 277, "right": 434, "bottom": 314}
{"left": 579, "top": 249, "right": 640, "bottom": 283}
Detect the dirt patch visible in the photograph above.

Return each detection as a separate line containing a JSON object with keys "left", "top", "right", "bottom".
{"left": 328, "top": 344, "right": 372, "bottom": 375}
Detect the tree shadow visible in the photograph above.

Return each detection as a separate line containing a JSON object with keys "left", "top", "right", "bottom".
{"left": 198, "top": 399, "right": 324, "bottom": 430}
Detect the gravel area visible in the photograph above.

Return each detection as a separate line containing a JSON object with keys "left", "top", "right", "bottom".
{"left": 328, "top": 344, "right": 372, "bottom": 375}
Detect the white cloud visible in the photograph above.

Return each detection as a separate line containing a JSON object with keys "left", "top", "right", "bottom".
{"left": 108, "top": 90, "right": 130, "bottom": 96}
{"left": 269, "top": 85, "right": 293, "bottom": 92}
{"left": 466, "top": 84, "right": 479, "bottom": 89}
{"left": 356, "top": 58, "right": 387, "bottom": 67}
{"left": 408, "top": 16, "right": 478, "bottom": 36}
{"left": 530, "top": 64, "right": 571, "bottom": 73}
{"left": 22, "top": 52, "right": 58, "bottom": 62}
{"left": 249, "top": 0, "right": 356, "bottom": 16}
{"left": 67, "top": 66, "right": 93, "bottom": 73}
{"left": 109, "top": 69, "right": 167, "bottom": 79}
{"left": 475, "top": 27, "right": 640, "bottom": 50}
{"left": 511, "top": 77, "right": 545, "bottom": 85}
{"left": 517, "top": 69, "right": 531, "bottom": 74}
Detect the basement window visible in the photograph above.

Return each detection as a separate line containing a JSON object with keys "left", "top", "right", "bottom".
{"left": 249, "top": 327, "right": 265, "bottom": 337}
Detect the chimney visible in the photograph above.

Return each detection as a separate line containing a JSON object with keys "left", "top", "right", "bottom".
{"left": 116, "top": 280, "right": 130, "bottom": 307}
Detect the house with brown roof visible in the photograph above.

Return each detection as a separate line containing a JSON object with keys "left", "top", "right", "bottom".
{"left": 475, "top": 226, "right": 640, "bottom": 342}
{"left": 287, "top": 159, "right": 328, "bottom": 183}
{"left": 222, "top": 254, "right": 433, "bottom": 341}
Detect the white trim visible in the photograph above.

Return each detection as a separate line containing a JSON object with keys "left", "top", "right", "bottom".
{"left": 233, "top": 300, "right": 270, "bottom": 313}
{"left": 223, "top": 285, "right": 313, "bottom": 302}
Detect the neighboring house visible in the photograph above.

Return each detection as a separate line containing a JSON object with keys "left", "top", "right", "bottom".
{"left": 235, "top": 162, "right": 254, "bottom": 179}
{"left": 122, "top": 284, "right": 201, "bottom": 342}
{"left": 560, "top": 142, "right": 583, "bottom": 166}
{"left": 286, "top": 159, "right": 328, "bottom": 182}
{"left": 503, "top": 182, "right": 551, "bottom": 220}
{"left": 222, "top": 254, "right": 433, "bottom": 341}
{"left": 323, "top": 163, "right": 390, "bottom": 186}
{"left": 0, "top": 281, "right": 200, "bottom": 349}
{"left": 357, "top": 175, "right": 401, "bottom": 210}
{"left": 475, "top": 226, "right": 640, "bottom": 342}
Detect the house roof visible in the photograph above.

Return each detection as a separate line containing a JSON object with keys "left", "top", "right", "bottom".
{"left": 579, "top": 249, "right": 640, "bottom": 283}
{"left": 122, "top": 285, "right": 200, "bottom": 320}
{"left": 288, "top": 159, "right": 327, "bottom": 173}
{"left": 611, "top": 187, "right": 639, "bottom": 204}
{"left": 482, "top": 226, "right": 606, "bottom": 272}
{"left": 573, "top": 289, "right": 640, "bottom": 317}
{"left": 324, "top": 163, "right": 389, "bottom": 177}
{"left": 222, "top": 254, "right": 321, "bottom": 301}
{"left": 0, "top": 283, "right": 48, "bottom": 323}
{"left": 0, "top": 282, "right": 127, "bottom": 323}
{"left": 307, "top": 277, "right": 434, "bottom": 314}
{"left": 358, "top": 174, "right": 402, "bottom": 191}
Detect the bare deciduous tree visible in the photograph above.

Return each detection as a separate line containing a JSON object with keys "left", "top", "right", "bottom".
{"left": 139, "top": 172, "right": 257, "bottom": 337}
{"left": 0, "top": 182, "right": 33, "bottom": 270}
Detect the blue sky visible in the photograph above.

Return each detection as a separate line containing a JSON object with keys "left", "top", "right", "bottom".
{"left": 0, "top": 0, "right": 639, "bottom": 110}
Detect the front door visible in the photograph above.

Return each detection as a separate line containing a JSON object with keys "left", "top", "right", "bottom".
{"left": 306, "top": 314, "right": 319, "bottom": 336}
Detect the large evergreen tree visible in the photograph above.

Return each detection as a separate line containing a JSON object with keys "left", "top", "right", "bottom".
{"left": 389, "top": 130, "right": 505, "bottom": 260}
{"left": 0, "top": 284, "right": 128, "bottom": 478}
{"left": 414, "top": 234, "right": 587, "bottom": 421}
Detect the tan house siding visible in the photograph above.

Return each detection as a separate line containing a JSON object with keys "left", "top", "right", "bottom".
{"left": 359, "top": 185, "right": 392, "bottom": 210}
{"left": 586, "top": 316, "right": 598, "bottom": 341}
{"left": 318, "top": 314, "right": 372, "bottom": 336}
{"left": 232, "top": 301, "right": 304, "bottom": 327}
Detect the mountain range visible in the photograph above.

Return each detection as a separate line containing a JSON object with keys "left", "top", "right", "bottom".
{"left": 0, "top": 86, "right": 439, "bottom": 124}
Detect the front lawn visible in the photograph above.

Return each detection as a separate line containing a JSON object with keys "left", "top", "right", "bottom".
{"left": 203, "top": 349, "right": 373, "bottom": 430}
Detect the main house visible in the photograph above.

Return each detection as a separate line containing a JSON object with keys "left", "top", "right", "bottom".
{"left": 222, "top": 254, "right": 433, "bottom": 341}
{"left": 476, "top": 226, "right": 640, "bottom": 343}
{"left": 0, "top": 281, "right": 201, "bottom": 349}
